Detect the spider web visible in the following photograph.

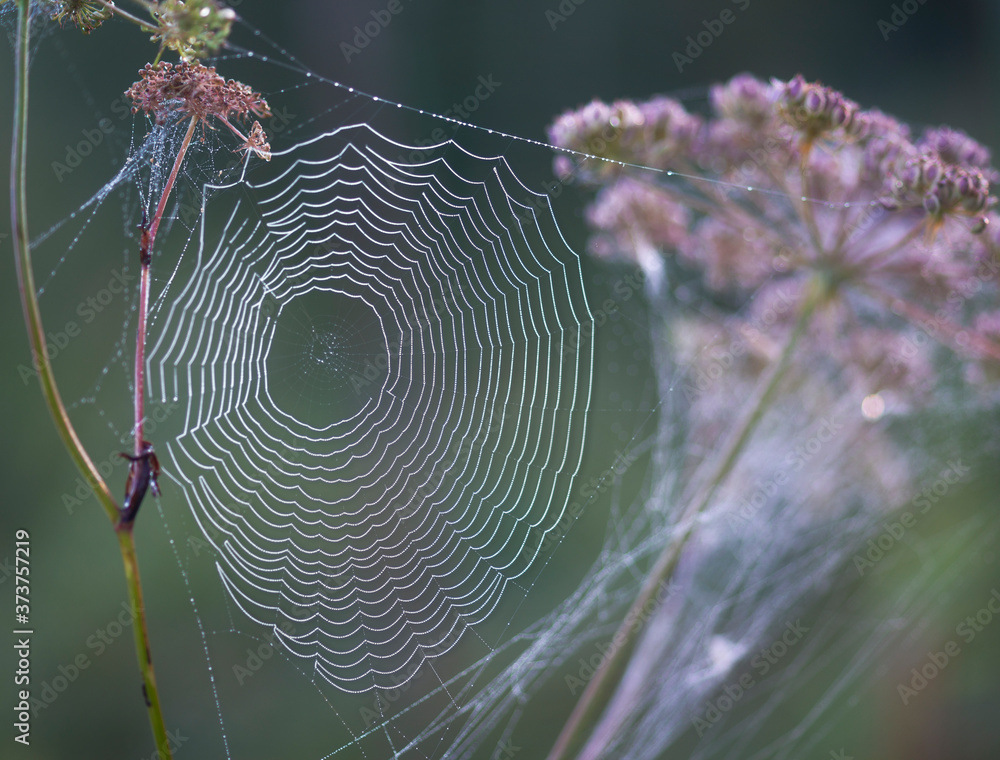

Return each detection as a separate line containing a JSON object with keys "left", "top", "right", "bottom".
{"left": 149, "top": 121, "right": 594, "bottom": 693}
{"left": 12, "top": 9, "right": 1000, "bottom": 760}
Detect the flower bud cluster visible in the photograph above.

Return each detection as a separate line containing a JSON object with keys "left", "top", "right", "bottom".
{"left": 777, "top": 74, "right": 866, "bottom": 141}
{"left": 887, "top": 155, "right": 991, "bottom": 223}
{"left": 37, "top": 0, "right": 235, "bottom": 57}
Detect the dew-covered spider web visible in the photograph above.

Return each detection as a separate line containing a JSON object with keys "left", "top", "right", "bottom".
{"left": 149, "top": 121, "right": 595, "bottom": 693}
{"left": 12, "top": 7, "right": 1000, "bottom": 760}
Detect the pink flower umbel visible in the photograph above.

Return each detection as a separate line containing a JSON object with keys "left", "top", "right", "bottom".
{"left": 546, "top": 77, "right": 999, "bottom": 760}
{"left": 549, "top": 74, "right": 1000, "bottom": 411}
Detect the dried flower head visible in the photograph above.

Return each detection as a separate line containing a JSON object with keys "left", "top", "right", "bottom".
{"left": 151, "top": 0, "right": 235, "bottom": 60}
{"left": 127, "top": 61, "right": 270, "bottom": 123}
{"left": 126, "top": 61, "right": 272, "bottom": 161}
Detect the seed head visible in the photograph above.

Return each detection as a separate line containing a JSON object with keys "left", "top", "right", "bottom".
{"left": 126, "top": 61, "right": 272, "bottom": 161}
{"left": 238, "top": 120, "right": 271, "bottom": 162}
{"left": 46, "top": 0, "right": 110, "bottom": 33}
{"left": 126, "top": 61, "right": 270, "bottom": 123}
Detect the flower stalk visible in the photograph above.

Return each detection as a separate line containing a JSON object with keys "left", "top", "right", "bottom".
{"left": 92, "top": 0, "right": 159, "bottom": 33}
{"left": 9, "top": 2, "right": 173, "bottom": 756}
{"left": 10, "top": 0, "right": 118, "bottom": 526}
{"left": 546, "top": 278, "right": 823, "bottom": 760}
{"left": 132, "top": 114, "right": 197, "bottom": 460}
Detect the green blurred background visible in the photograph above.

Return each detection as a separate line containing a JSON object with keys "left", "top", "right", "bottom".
{"left": 2, "top": 1, "right": 1000, "bottom": 758}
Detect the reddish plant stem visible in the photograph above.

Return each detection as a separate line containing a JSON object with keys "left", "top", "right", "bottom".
{"left": 114, "top": 113, "right": 200, "bottom": 759}
{"left": 132, "top": 115, "right": 198, "bottom": 457}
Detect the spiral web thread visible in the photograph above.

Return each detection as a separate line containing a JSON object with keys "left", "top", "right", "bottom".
{"left": 147, "top": 123, "right": 594, "bottom": 692}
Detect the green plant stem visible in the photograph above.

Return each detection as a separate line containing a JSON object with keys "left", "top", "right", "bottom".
{"left": 9, "top": 3, "right": 172, "bottom": 757}
{"left": 546, "top": 276, "right": 825, "bottom": 760}
{"left": 11, "top": 1, "right": 118, "bottom": 527}
{"left": 94, "top": 0, "right": 160, "bottom": 33}
{"left": 116, "top": 524, "right": 171, "bottom": 759}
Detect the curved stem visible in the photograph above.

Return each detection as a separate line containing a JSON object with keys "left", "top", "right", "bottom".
{"left": 546, "top": 277, "right": 825, "bottom": 760}
{"left": 10, "top": 0, "right": 118, "bottom": 526}
{"left": 10, "top": 4, "right": 173, "bottom": 757}
{"left": 93, "top": 0, "right": 161, "bottom": 33}
{"left": 796, "top": 150, "right": 827, "bottom": 258}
